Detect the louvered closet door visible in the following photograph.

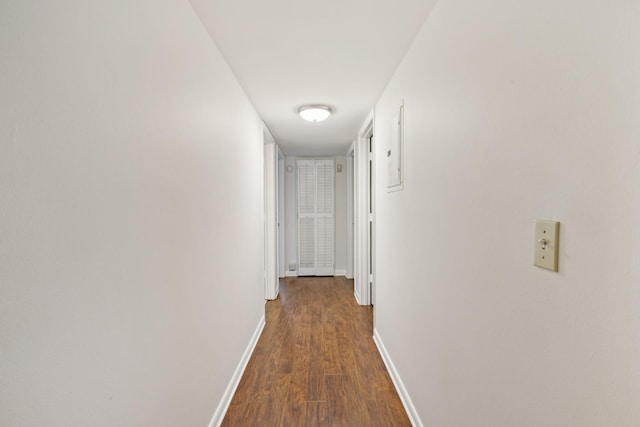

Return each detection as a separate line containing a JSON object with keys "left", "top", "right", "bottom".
{"left": 315, "top": 160, "right": 335, "bottom": 275}
{"left": 297, "top": 160, "right": 316, "bottom": 276}
{"left": 297, "top": 159, "right": 335, "bottom": 276}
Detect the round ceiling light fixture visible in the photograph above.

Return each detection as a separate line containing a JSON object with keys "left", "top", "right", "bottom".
{"left": 298, "top": 105, "right": 332, "bottom": 122}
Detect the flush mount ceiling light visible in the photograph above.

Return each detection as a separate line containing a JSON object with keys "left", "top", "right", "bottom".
{"left": 298, "top": 105, "right": 332, "bottom": 122}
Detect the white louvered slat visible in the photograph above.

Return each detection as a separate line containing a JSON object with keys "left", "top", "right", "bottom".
{"left": 298, "top": 217, "right": 315, "bottom": 271}
{"left": 315, "top": 215, "right": 334, "bottom": 275}
{"left": 298, "top": 161, "right": 315, "bottom": 214}
{"left": 316, "top": 161, "right": 334, "bottom": 214}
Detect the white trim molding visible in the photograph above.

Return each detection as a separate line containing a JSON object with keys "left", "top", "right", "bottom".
{"left": 208, "top": 316, "right": 266, "bottom": 427}
{"left": 334, "top": 269, "right": 347, "bottom": 276}
{"left": 373, "top": 329, "right": 424, "bottom": 427}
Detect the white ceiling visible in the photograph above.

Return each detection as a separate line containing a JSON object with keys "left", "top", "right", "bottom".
{"left": 189, "top": 0, "right": 438, "bottom": 156}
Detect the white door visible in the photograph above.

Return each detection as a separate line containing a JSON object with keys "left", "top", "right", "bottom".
{"left": 297, "top": 160, "right": 316, "bottom": 276}
{"left": 297, "top": 159, "right": 335, "bottom": 276}
{"left": 315, "top": 159, "right": 335, "bottom": 276}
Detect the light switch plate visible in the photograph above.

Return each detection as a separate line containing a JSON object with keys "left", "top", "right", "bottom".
{"left": 534, "top": 220, "right": 559, "bottom": 272}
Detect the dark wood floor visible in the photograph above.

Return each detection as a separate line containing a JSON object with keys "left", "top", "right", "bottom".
{"left": 222, "top": 276, "right": 411, "bottom": 427}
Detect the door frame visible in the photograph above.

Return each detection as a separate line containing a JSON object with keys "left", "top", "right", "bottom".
{"left": 264, "top": 126, "right": 279, "bottom": 300}
{"left": 277, "top": 149, "right": 286, "bottom": 278}
{"left": 346, "top": 143, "right": 355, "bottom": 279}
{"left": 354, "top": 112, "right": 374, "bottom": 305}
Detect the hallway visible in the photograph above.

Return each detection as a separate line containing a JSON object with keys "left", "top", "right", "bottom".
{"left": 3, "top": 2, "right": 640, "bottom": 426}
{"left": 222, "top": 277, "right": 410, "bottom": 426}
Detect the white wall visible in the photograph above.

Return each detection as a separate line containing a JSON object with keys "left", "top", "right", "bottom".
{"left": 0, "top": 1, "right": 264, "bottom": 426}
{"left": 284, "top": 156, "right": 347, "bottom": 275}
{"left": 334, "top": 155, "right": 348, "bottom": 274}
{"left": 373, "top": 1, "right": 640, "bottom": 426}
{"left": 284, "top": 157, "right": 298, "bottom": 274}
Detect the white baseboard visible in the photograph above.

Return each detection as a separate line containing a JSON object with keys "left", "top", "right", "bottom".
{"left": 208, "top": 315, "right": 265, "bottom": 427}
{"left": 354, "top": 287, "right": 369, "bottom": 306}
{"left": 266, "top": 290, "right": 279, "bottom": 301}
{"left": 373, "top": 329, "right": 424, "bottom": 427}
{"left": 354, "top": 288, "right": 362, "bottom": 304}
{"left": 285, "top": 271, "right": 350, "bottom": 278}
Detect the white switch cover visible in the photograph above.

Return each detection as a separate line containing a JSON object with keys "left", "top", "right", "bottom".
{"left": 534, "top": 220, "right": 559, "bottom": 272}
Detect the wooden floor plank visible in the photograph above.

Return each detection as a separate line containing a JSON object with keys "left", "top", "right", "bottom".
{"left": 221, "top": 276, "right": 411, "bottom": 426}
{"left": 304, "top": 401, "right": 328, "bottom": 427}
{"left": 324, "top": 374, "right": 351, "bottom": 426}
